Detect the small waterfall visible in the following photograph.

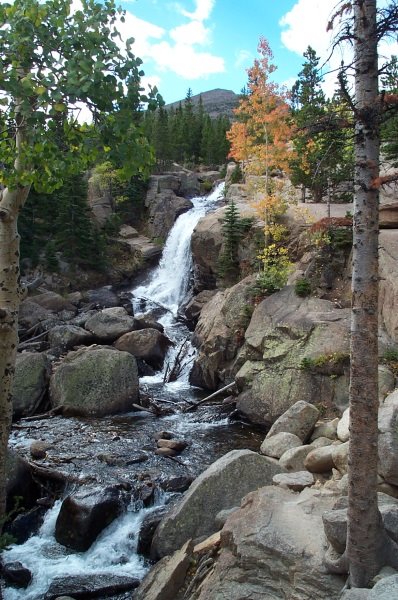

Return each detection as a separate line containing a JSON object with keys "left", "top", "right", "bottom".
{"left": 133, "top": 182, "right": 224, "bottom": 316}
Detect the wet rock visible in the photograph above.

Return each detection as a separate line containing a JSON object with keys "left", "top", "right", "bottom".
{"left": 1, "top": 561, "right": 32, "bottom": 588}
{"left": 48, "top": 325, "right": 94, "bottom": 353}
{"left": 44, "top": 574, "right": 139, "bottom": 599}
{"left": 304, "top": 445, "right": 335, "bottom": 473}
{"left": 12, "top": 352, "right": 50, "bottom": 419}
{"left": 151, "top": 449, "right": 284, "bottom": 558}
{"left": 135, "top": 539, "right": 193, "bottom": 600}
{"left": 157, "top": 439, "right": 188, "bottom": 452}
{"left": 145, "top": 179, "right": 194, "bottom": 240}
{"left": 266, "top": 401, "right": 320, "bottom": 443}
{"left": 6, "top": 449, "right": 40, "bottom": 512}
{"left": 30, "top": 440, "right": 50, "bottom": 460}
{"left": 84, "top": 286, "right": 120, "bottom": 308}
{"left": 55, "top": 486, "right": 126, "bottom": 551}
{"left": 6, "top": 505, "right": 47, "bottom": 544}
{"left": 137, "top": 505, "right": 170, "bottom": 557}
{"left": 154, "top": 431, "right": 174, "bottom": 441}
{"left": 160, "top": 476, "right": 194, "bottom": 493}
{"left": 190, "top": 276, "right": 255, "bottom": 389}
{"left": 85, "top": 307, "right": 136, "bottom": 343}
{"left": 272, "top": 471, "right": 315, "bottom": 492}
{"left": 139, "top": 481, "right": 156, "bottom": 505}
{"left": 182, "top": 290, "right": 217, "bottom": 328}
{"left": 114, "top": 328, "right": 172, "bottom": 370}
{"left": 133, "top": 315, "right": 165, "bottom": 333}
{"left": 155, "top": 447, "right": 178, "bottom": 458}
{"left": 50, "top": 345, "right": 139, "bottom": 417}
{"left": 260, "top": 432, "right": 302, "bottom": 459}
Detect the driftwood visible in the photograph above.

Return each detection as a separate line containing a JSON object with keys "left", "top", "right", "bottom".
{"left": 163, "top": 338, "right": 193, "bottom": 383}
{"left": 21, "top": 406, "right": 64, "bottom": 421}
{"left": 184, "top": 382, "right": 236, "bottom": 413}
{"left": 28, "top": 462, "right": 96, "bottom": 485}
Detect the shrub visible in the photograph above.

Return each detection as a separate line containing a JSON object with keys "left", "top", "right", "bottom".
{"left": 295, "top": 277, "right": 312, "bottom": 297}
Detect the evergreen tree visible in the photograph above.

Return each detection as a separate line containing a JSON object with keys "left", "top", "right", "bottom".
{"left": 290, "top": 47, "right": 354, "bottom": 202}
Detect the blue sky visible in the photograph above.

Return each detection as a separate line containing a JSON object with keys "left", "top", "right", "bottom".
{"left": 116, "top": 0, "right": 398, "bottom": 104}
{"left": 116, "top": 0, "right": 348, "bottom": 104}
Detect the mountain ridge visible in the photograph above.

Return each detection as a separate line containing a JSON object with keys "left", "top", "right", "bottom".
{"left": 165, "top": 88, "right": 239, "bottom": 119}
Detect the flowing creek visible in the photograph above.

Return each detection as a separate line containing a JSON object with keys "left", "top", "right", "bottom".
{"left": 3, "top": 183, "right": 263, "bottom": 600}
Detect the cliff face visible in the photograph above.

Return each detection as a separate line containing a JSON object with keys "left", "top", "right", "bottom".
{"left": 165, "top": 88, "right": 239, "bottom": 119}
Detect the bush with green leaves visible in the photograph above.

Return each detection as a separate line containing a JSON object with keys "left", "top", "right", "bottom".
{"left": 295, "top": 277, "right": 312, "bottom": 297}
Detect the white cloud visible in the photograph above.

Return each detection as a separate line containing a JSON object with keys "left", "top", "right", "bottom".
{"left": 234, "top": 49, "right": 253, "bottom": 68}
{"left": 280, "top": 0, "right": 398, "bottom": 97}
{"left": 120, "top": 0, "right": 224, "bottom": 82}
{"left": 279, "top": 0, "right": 335, "bottom": 58}
{"left": 149, "top": 42, "right": 224, "bottom": 79}
{"left": 178, "top": 0, "right": 215, "bottom": 21}
{"left": 170, "top": 20, "right": 210, "bottom": 46}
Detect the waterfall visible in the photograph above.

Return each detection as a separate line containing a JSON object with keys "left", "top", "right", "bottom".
{"left": 133, "top": 182, "right": 224, "bottom": 315}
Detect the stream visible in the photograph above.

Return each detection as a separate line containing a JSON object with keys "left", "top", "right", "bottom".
{"left": 3, "top": 182, "right": 263, "bottom": 600}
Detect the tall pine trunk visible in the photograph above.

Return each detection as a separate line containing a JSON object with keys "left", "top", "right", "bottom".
{"left": 347, "top": 0, "right": 382, "bottom": 587}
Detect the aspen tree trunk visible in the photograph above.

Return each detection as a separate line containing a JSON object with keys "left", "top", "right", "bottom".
{"left": 347, "top": 0, "right": 383, "bottom": 587}
{"left": 0, "top": 102, "right": 30, "bottom": 523}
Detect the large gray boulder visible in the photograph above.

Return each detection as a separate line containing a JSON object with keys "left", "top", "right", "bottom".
{"left": 48, "top": 325, "right": 94, "bottom": 353}
{"left": 114, "top": 328, "right": 172, "bottom": 370}
{"left": 266, "top": 400, "right": 319, "bottom": 442}
{"left": 12, "top": 352, "right": 50, "bottom": 419}
{"left": 235, "top": 286, "right": 350, "bottom": 425}
{"left": 151, "top": 449, "right": 284, "bottom": 558}
{"left": 49, "top": 346, "right": 139, "bottom": 416}
{"left": 85, "top": 307, "right": 136, "bottom": 343}
{"left": 191, "top": 486, "right": 345, "bottom": 600}
{"left": 189, "top": 276, "right": 255, "bottom": 389}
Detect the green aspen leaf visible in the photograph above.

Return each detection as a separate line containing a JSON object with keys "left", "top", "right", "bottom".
{"left": 35, "top": 85, "right": 46, "bottom": 95}
{"left": 54, "top": 102, "right": 67, "bottom": 112}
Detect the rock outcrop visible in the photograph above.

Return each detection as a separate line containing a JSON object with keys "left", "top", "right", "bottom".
{"left": 235, "top": 286, "right": 350, "bottom": 425}
{"left": 189, "top": 276, "right": 255, "bottom": 389}
{"left": 151, "top": 449, "right": 284, "bottom": 559}
{"left": 145, "top": 176, "right": 194, "bottom": 240}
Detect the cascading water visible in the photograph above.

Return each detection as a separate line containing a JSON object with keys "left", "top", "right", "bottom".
{"left": 133, "top": 182, "right": 225, "bottom": 386}
{"left": 134, "top": 182, "right": 224, "bottom": 315}
{"left": 3, "top": 181, "right": 262, "bottom": 600}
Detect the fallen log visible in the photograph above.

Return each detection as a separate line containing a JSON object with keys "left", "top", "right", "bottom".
{"left": 184, "top": 382, "right": 236, "bottom": 413}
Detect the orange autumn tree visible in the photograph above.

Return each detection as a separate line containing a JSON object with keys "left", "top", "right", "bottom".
{"left": 227, "top": 37, "right": 294, "bottom": 293}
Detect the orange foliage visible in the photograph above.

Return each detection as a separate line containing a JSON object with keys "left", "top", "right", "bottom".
{"left": 310, "top": 216, "right": 353, "bottom": 233}
{"left": 227, "top": 37, "right": 293, "bottom": 176}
